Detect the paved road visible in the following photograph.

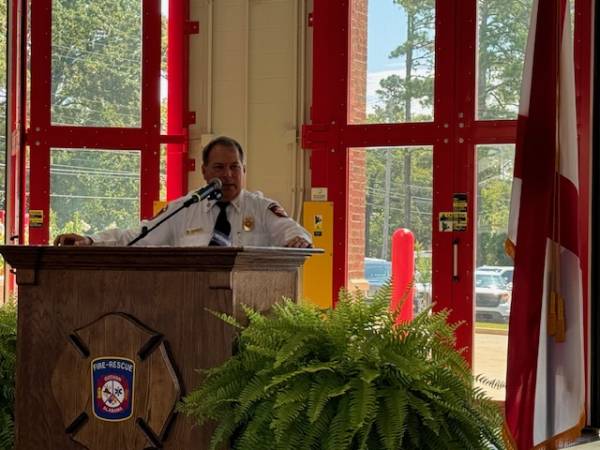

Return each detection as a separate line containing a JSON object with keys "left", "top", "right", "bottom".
{"left": 473, "top": 330, "right": 508, "bottom": 401}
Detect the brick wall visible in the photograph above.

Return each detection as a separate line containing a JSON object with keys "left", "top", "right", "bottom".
{"left": 347, "top": 0, "right": 367, "bottom": 290}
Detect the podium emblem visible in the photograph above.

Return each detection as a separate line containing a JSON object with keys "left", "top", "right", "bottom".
{"left": 91, "top": 357, "right": 135, "bottom": 421}
{"left": 52, "top": 313, "right": 181, "bottom": 448}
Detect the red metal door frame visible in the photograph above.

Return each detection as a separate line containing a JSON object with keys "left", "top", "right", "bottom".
{"left": 167, "top": 0, "right": 192, "bottom": 200}
{"left": 303, "top": 0, "right": 491, "bottom": 360}
{"left": 304, "top": 0, "right": 591, "bottom": 364}
{"left": 303, "top": 0, "right": 351, "bottom": 293}
{"left": 7, "top": 0, "right": 26, "bottom": 245}
{"left": 24, "top": 0, "right": 188, "bottom": 244}
{"left": 4, "top": 0, "right": 27, "bottom": 298}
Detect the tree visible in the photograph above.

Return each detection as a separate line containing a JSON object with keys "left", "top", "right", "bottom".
{"left": 47, "top": 0, "right": 153, "bottom": 238}
{"left": 51, "top": 0, "right": 142, "bottom": 127}
{"left": 477, "top": 0, "right": 531, "bottom": 119}
{"left": 370, "top": 0, "right": 435, "bottom": 124}
{"left": 476, "top": 145, "right": 514, "bottom": 266}
{"left": 366, "top": 0, "right": 435, "bottom": 263}
{"left": 50, "top": 149, "right": 141, "bottom": 235}
{"left": 365, "top": 148, "right": 432, "bottom": 259}
{"left": 366, "top": 0, "right": 532, "bottom": 266}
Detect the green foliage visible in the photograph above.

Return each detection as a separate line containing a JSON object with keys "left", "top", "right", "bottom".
{"left": 476, "top": 145, "right": 515, "bottom": 265}
{"left": 477, "top": 0, "right": 532, "bottom": 119}
{"left": 365, "top": 148, "right": 432, "bottom": 260}
{"left": 371, "top": 0, "right": 435, "bottom": 123}
{"left": 41, "top": 0, "right": 171, "bottom": 240}
{"left": 0, "top": 301, "right": 16, "bottom": 450}
{"left": 180, "top": 291, "right": 504, "bottom": 450}
{"left": 51, "top": 0, "right": 142, "bottom": 127}
{"left": 47, "top": 0, "right": 145, "bottom": 240}
{"left": 366, "top": 0, "right": 532, "bottom": 265}
{"left": 50, "top": 149, "right": 141, "bottom": 238}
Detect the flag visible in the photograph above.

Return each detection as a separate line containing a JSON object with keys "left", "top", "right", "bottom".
{"left": 503, "top": 0, "right": 585, "bottom": 448}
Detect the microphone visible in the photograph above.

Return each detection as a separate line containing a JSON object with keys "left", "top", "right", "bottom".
{"left": 127, "top": 178, "right": 223, "bottom": 246}
{"left": 186, "top": 178, "right": 223, "bottom": 206}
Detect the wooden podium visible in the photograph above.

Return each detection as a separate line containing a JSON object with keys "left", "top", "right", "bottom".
{"left": 0, "top": 245, "right": 317, "bottom": 450}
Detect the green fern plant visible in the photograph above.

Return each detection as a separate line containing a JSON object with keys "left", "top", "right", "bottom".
{"left": 180, "top": 287, "right": 504, "bottom": 450}
{"left": 0, "top": 301, "right": 16, "bottom": 450}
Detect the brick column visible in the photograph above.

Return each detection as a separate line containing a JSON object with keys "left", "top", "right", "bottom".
{"left": 347, "top": 0, "right": 368, "bottom": 292}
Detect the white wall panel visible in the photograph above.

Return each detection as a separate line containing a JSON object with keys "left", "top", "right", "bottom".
{"left": 188, "top": 0, "right": 306, "bottom": 217}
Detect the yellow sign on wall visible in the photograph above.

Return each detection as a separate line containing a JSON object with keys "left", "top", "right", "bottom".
{"left": 153, "top": 201, "right": 168, "bottom": 217}
{"left": 302, "top": 201, "right": 333, "bottom": 309}
{"left": 30, "top": 210, "right": 44, "bottom": 228}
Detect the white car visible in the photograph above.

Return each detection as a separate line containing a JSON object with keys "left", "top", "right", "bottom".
{"left": 413, "top": 275, "right": 510, "bottom": 322}
{"left": 475, "top": 271, "right": 511, "bottom": 323}
{"left": 477, "top": 265, "right": 514, "bottom": 288}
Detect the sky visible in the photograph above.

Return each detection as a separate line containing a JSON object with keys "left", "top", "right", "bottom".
{"left": 365, "top": 1, "right": 409, "bottom": 112}
{"left": 158, "top": 1, "right": 411, "bottom": 111}
{"left": 367, "top": 1, "right": 407, "bottom": 73}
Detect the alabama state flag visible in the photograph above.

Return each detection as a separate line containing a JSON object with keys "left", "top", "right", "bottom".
{"left": 503, "top": 0, "right": 585, "bottom": 448}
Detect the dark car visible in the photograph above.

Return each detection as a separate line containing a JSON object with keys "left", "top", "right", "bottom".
{"left": 364, "top": 258, "right": 430, "bottom": 314}
{"left": 364, "top": 257, "right": 391, "bottom": 297}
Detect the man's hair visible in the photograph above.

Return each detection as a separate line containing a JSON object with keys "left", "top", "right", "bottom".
{"left": 202, "top": 136, "right": 245, "bottom": 165}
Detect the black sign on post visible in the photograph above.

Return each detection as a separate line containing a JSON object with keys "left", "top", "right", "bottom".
{"left": 452, "top": 193, "right": 468, "bottom": 232}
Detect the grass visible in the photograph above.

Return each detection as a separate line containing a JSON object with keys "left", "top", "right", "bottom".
{"left": 475, "top": 321, "right": 508, "bottom": 332}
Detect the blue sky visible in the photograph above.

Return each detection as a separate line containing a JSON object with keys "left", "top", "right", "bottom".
{"left": 367, "top": 1, "right": 407, "bottom": 73}
{"left": 365, "top": 1, "right": 409, "bottom": 111}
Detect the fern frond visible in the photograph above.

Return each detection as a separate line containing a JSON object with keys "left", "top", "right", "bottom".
{"left": 271, "top": 399, "right": 306, "bottom": 442}
{"left": 324, "top": 396, "right": 354, "bottom": 450}
{"left": 182, "top": 289, "right": 504, "bottom": 450}
{"left": 205, "top": 308, "right": 244, "bottom": 330}
{"left": 348, "top": 378, "right": 377, "bottom": 429}
{"left": 306, "top": 371, "right": 348, "bottom": 423}
{"left": 266, "top": 363, "right": 335, "bottom": 391}
{"left": 375, "top": 387, "right": 408, "bottom": 450}
{"left": 0, "top": 303, "right": 16, "bottom": 450}
{"left": 208, "top": 412, "right": 237, "bottom": 450}
{"left": 234, "top": 401, "right": 275, "bottom": 450}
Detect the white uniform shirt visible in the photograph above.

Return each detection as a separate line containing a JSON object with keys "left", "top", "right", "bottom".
{"left": 89, "top": 189, "right": 311, "bottom": 247}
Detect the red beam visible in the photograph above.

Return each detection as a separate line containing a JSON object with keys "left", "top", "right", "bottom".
{"left": 140, "top": 0, "right": 162, "bottom": 218}
{"left": 167, "top": 0, "right": 190, "bottom": 199}
{"left": 471, "top": 120, "right": 518, "bottom": 143}
{"left": 28, "top": 0, "right": 52, "bottom": 243}
{"left": 308, "top": 0, "right": 351, "bottom": 301}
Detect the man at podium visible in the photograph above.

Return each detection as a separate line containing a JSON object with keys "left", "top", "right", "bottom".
{"left": 54, "top": 136, "right": 312, "bottom": 248}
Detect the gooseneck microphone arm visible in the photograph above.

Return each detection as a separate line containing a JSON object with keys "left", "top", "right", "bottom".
{"left": 127, "top": 179, "right": 223, "bottom": 246}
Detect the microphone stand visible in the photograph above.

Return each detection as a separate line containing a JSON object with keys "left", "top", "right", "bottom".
{"left": 127, "top": 189, "right": 223, "bottom": 246}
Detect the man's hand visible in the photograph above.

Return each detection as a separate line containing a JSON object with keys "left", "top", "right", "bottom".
{"left": 284, "top": 236, "right": 312, "bottom": 248}
{"left": 53, "top": 233, "right": 92, "bottom": 246}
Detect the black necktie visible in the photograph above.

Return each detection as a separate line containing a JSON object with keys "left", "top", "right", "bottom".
{"left": 209, "top": 202, "right": 231, "bottom": 246}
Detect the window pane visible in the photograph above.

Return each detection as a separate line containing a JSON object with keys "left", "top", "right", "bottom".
{"left": 349, "top": 0, "right": 435, "bottom": 125}
{"left": 51, "top": 0, "right": 142, "bottom": 127}
{"left": 476, "top": 0, "right": 533, "bottom": 120}
{"left": 474, "top": 144, "right": 515, "bottom": 400}
{"left": 348, "top": 146, "right": 433, "bottom": 312}
{"left": 50, "top": 149, "right": 140, "bottom": 241}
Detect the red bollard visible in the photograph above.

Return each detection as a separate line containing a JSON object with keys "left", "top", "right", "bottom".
{"left": 391, "top": 229, "right": 415, "bottom": 323}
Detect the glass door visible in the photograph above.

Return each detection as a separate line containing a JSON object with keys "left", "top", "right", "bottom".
{"left": 306, "top": 0, "right": 534, "bottom": 370}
